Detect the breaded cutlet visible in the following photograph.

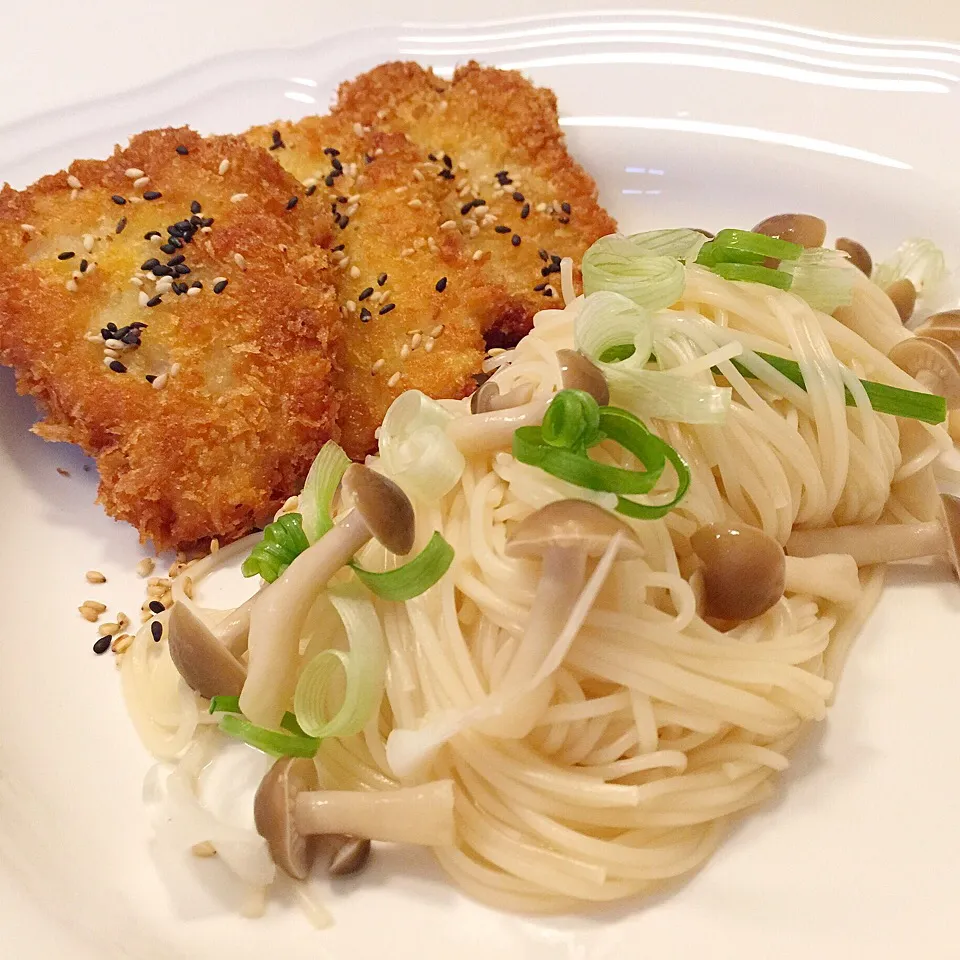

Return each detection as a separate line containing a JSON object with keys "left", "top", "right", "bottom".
{"left": 247, "top": 117, "right": 495, "bottom": 459}
{"left": 0, "top": 126, "right": 342, "bottom": 550}
{"left": 333, "top": 61, "right": 617, "bottom": 346}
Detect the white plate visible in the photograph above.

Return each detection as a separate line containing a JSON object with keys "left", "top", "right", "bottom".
{"left": 2, "top": 11, "right": 960, "bottom": 960}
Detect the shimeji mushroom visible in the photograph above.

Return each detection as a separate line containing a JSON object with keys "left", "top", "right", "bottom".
{"left": 167, "top": 602, "right": 248, "bottom": 699}
{"left": 240, "top": 465, "right": 415, "bottom": 728}
{"left": 786, "top": 493, "right": 960, "bottom": 570}
{"left": 915, "top": 310, "right": 960, "bottom": 348}
{"left": 253, "top": 756, "right": 455, "bottom": 880}
{"left": 752, "top": 213, "right": 827, "bottom": 249}
{"left": 884, "top": 278, "right": 917, "bottom": 323}
{"left": 887, "top": 337, "right": 960, "bottom": 409}
{"left": 689, "top": 523, "right": 786, "bottom": 621}
{"left": 450, "top": 350, "right": 609, "bottom": 455}
{"left": 836, "top": 238, "right": 873, "bottom": 276}
{"left": 470, "top": 378, "right": 536, "bottom": 414}
{"left": 502, "top": 500, "right": 642, "bottom": 686}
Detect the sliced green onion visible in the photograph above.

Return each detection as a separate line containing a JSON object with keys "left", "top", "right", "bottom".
{"left": 873, "top": 237, "right": 947, "bottom": 293}
{"left": 781, "top": 248, "right": 855, "bottom": 314}
{"left": 623, "top": 228, "right": 708, "bottom": 261}
{"left": 711, "top": 262, "right": 793, "bottom": 289}
{"left": 300, "top": 441, "right": 350, "bottom": 543}
{"left": 351, "top": 531, "right": 454, "bottom": 602}
{"left": 241, "top": 512, "right": 310, "bottom": 582}
{"left": 541, "top": 388, "right": 602, "bottom": 450}
{"left": 696, "top": 240, "right": 765, "bottom": 268}
{"left": 219, "top": 713, "right": 320, "bottom": 758}
{"left": 574, "top": 291, "right": 653, "bottom": 367}
{"left": 209, "top": 695, "right": 310, "bottom": 737}
{"left": 599, "top": 344, "right": 637, "bottom": 363}
{"left": 294, "top": 582, "right": 386, "bottom": 739}
{"left": 729, "top": 351, "right": 946, "bottom": 424}
{"left": 512, "top": 391, "right": 690, "bottom": 519}
{"left": 712, "top": 228, "right": 803, "bottom": 262}
{"left": 582, "top": 236, "right": 686, "bottom": 311}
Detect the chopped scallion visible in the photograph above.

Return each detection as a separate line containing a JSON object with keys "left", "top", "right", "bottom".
{"left": 218, "top": 713, "right": 320, "bottom": 758}
{"left": 351, "top": 531, "right": 455, "bottom": 601}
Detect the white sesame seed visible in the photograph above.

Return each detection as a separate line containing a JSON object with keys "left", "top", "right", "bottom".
{"left": 219, "top": 158, "right": 230, "bottom": 175}
{"left": 458, "top": 161, "right": 468, "bottom": 171}
{"left": 394, "top": 186, "right": 407, "bottom": 195}
{"left": 169, "top": 363, "right": 181, "bottom": 377}
{"left": 133, "top": 176, "right": 150, "bottom": 189}
{"left": 430, "top": 324, "right": 444, "bottom": 337}
{"left": 337, "top": 257, "right": 351, "bottom": 270}
{"left": 84, "top": 332, "right": 102, "bottom": 342}
{"left": 130, "top": 276, "right": 143, "bottom": 287}
{"left": 376, "top": 108, "right": 389, "bottom": 120}
{"left": 345, "top": 300, "right": 356, "bottom": 313}
{"left": 85, "top": 569, "right": 107, "bottom": 584}
{"left": 331, "top": 249, "right": 345, "bottom": 262}
{"left": 80, "top": 234, "right": 94, "bottom": 252}
{"left": 481, "top": 214, "right": 497, "bottom": 226}
{"left": 354, "top": 173, "right": 367, "bottom": 188}
{"left": 72, "top": 270, "right": 82, "bottom": 281}
{"left": 150, "top": 234, "right": 162, "bottom": 245}
{"left": 136, "top": 557, "right": 155, "bottom": 578}
{"left": 303, "top": 177, "right": 318, "bottom": 188}
{"left": 348, "top": 194, "right": 360, "bottom": 204}
{"left": 400, "top": 344, "right": 410, "bottom": 359}
{"left": 353, "top": 122, "right": 364, "bottom": 137}
{"left": 424, "top": 337, "right": 435, "bottom": 353}
{"left": 103, "top": 348, "right": 121, "bottom": 359}
{"left": 428, "top": 237, "right": 439, "bottom": 253}
{"left": 102, "top": 356, "right": 115, "bottom": 368}
{"left": 346, "top": 204, "right": 358, "bottom": 217}
{"left": 458, "top": 183, "right": 471, "bottom": 197}
{"left": 349, "top": 266, "right": 360, "bottom": 279}
{"left": 65, "top": 279, "right": 78, "bottom": 292}
{"left": 234, "top": 252, "right": 247, "bottom": 270}
{"left": 85, "top": 263, "right": 96, "bottom": 276}
{"left": 439, "top": 100, "right": 448, "bottom": 111}
{"left": 138, "top": 291, "right": 149, "bottom": 307}
{"left": 200, "top": 226, "right": 213, "bottom": 234}
{"left": 387, "top": 372, "right": 401, "bottom": 388}
{"left": 440, "top": 220, "right": 457, "bottom": 231}
{"left": 412, "top": 168, "right": 425, "bottom": 182}
{"left": 371, "top": 359, "right": 385, "bottom": 374}
{"left": 20, "top": 223, "right": 36, "bottom": 234}
{"left": 407, "top": 198, "right": 423, "bottom": 208}
{"left": 474, "top": 205, "right": 488, "bottom": 216}
{"left": 67, "top": 174, "right": 82, "bottom": 189}
{"left": 488, "top": 347, "right": 506, "bottom": 357}
{"left": 410, "top": 333, "right": 422, "bottom": 350}
{"left": 187, "top": 286, "right": 202, "bottom": 297}
{"left": 104, "top": 338, "right": 125, "bottom": 350}
{"left": 70, "top": 189, "right": 79, "bottom": 201}
{"left": 469, "top": 224, "right": 480, "bottom": 238}
{"left": 545, "top": 285, "right": 556, "bottom": 297}
{"left": 125, "top": 167, "right": 144, "bottom": 179}
{"left": 399, "top": 248, "right": 413, "bottom": 258}
{"left": 230, "top": 193, "right": 248, "bottom": 203}
{"left": 536, "top": 202, "right": 547, "bottom": 212}
{"left": 413, "top": 238, "right": 426, "bottom": 250}
{"left": 374, "top": 147, "right": 384, "bottom": 157}
{"left": 472, "top": 249, "right": 485, "bottom": 261}
{"left": 152, "top": 373, "right": 168, "bottom": 390}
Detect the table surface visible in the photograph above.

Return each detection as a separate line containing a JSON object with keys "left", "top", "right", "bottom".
{"left": 0, "top": 0, "right": 958, "bottom": 131}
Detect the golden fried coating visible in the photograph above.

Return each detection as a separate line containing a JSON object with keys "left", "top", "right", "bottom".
{"left": 0, "top": 127, "right": 341, "bottom": 550}
{"left": 333, "top": 61, "right": 617, "bottom": 346}
{"left": 247, "top": 116, "right": 492, "bottom": 458}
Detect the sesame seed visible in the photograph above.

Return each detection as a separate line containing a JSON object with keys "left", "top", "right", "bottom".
{"left": 460, "top": 201, "right": 474, "bottom": 216}
{"left": 136, "top": 556, "right": 155, "bottom": 578}
{"left": 57, "top": 250, "right": 75, "bottom": 260}
{"left": 472, "top": 249, "right": 485, "bottom": 261}
{"left": 412, "top": 168, "right": 425, "bottom": 182}
{"left": 148, "top": 600, "right": 165, "bottom": 614}
{"left": 109, "top": 360, "right": 127, "bottom": 373}
{"left": 521, "top": 203, "right": 530, "bottom": 219}
{"left": 151, "top": 621, "right": 163, "bottom": 642}
{"left": 213, "top": 279, "right": 228, "bottom": 294}
{"left": 435, "top": 276, "right": 447, "bottom": 292}
{"left": 143, "top": 191, "right": 162, "bottom": 201}
{"left": 439, "top": 168, "right": 455, "bottom": 180}
{"left": 371, "top": 359, "right": 385, "bottom": 374}
{"left": 230, "top": 193, "right": 248, "bottom": 203}
{"left": 360, "top": 307, "right": 372, "bottom": 322}
{"left": 353, "top": 122, "right": 364, "bottom": 136}
{"left": 286, "top": 196, "right": 298, "bottom": 210}
{"left": 543, "top": 287, "right": 554, "bottom": 297}
{"left": 21, "top": 223, "right": 36, "bottom": 234}
{"left": 146, "top": 295, "right": 162, "bottom": 308}
{"left": 144, "top": 230, "right": 161, "bottom": 241}
{"left": 125, "top": 167, "right": 144, "bottom": 179}
{"left": 104, "top": 338, "right": 125, "bottom": 350}
{"left": 443, "top": 154, "right": 453, "bottom": 169}
{"left": 387, "top": 372, "right": 401, "bottom": 388}
{"left": 234, "top": 252, "right": 247, "bottom": 270}
{"left": 399, "top": 248, "right": 413, "bottom": 258}
{"left": 145, "top": 374, "right": 156, "bottom": 384}
{"left": 377, "top": 273, "right": 388, "bottom": 286}
{"left": 424, "top": 337, "right": 435, "bottom": 353}
{"left": 98, "top": 621, "right": 119, "bottom": 637}
{"left": 70, "top": 189, "right": 79, "bottom": 201}
{"left": 138, "top": 291, "right": 149, "bottom": 307}
{"left": 152, "top": 372, "right": 168, "bottom": 390}
{"left": 494, "top": 225, "right": 511, "bottom": 234}
{"left": 305, "top": 184, "right": 317, "bottom": 196}
{"left": 111, "top": 195, "right": 126, "bottom": 205}
{"left": 357, "top": 286, "right": 374, "bottom": 301}
{"left": 270, "top": 129, "right": 285, "bottom": 150}
{"left": 188, "top": 200, "right": 201, "bottom": 215}
{"left": 536, "top": 202, "right": 547, "bottom": 213}
{"left": 512, "top": 234, "right": 521, "bottom": 246}
{"left": 85, "top": 570, "right": 107, "bottom": 584}
{"left": 65, "top": 279, "right": 78, "bottom": 292}
{"left": 440, "top": 220, "right": 457, "bottom": 231}
{"left": 410, "top": 333, "right": 422, "bottom": 350}
{"left": 561, "top": 201, "right": 572, "bottom": 214}
{"left": 345, "top": 203, "right": 358, "bottom": 217}
{"left": 407, "top": 198, "right": 423, "bottom": 208}
{"left": 219, "top": 158, "right": 230, "bottom": 175}
{"left": 93, "top": 636, "right": 111, "bottom": 655}
{"left": 379, "top": 303, "right": 396, "bottom": 315}
{"left": 159, "top": 242, "right": 177, "bottom": 254}
{"left": 512, "top": 191, "right": 525, "bottom": 203}
{"left": 558, "top": 216, "right": 570, "bottom": 224}
{"left": 400, "top": 344, "right": 410, "bottom": 359}
{"left": 176, "top": 145, "right": 189, "bottom": 155}
{"left": 533, "top": 282, "right": 547, "bottom": 292}
{"left": 345, "top": 266, "right": 359, "bottom": 280}
{"left": 67, "top": 174, "right": 83, "bottom": 190}
{"left": 112, "top": 634, "right": 133, "bottom": 654}
{"left": 344, "top": 300, "right": 356, "bottom": 313}
{"left": 339, "top": 216, "right": 350, "bottom": 229}
{"left": 170, "top": 361, "right": 181, "bottom": 376}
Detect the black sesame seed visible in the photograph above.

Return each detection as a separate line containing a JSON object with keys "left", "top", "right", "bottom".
{"left": 512, "top": 191, "right": 525, "bottom": 202}
{"left": 439, "top": 169, "right": 455, "bottom": 180}
{"left": 428, "top": 153, "right": 438, "bottom": 162}
{"left": 176, "top": 144, "right": 189, "bottom": 155}
{"left": 551, "top": 254, "right": 563, "bottom": 265}
{"left": 201, "top": 216, "right": 214, "bottom": 227}
{"left": 100, "top": 328, "right": 112, "bottom": 339}
{"left": 286, "top": 196, "right": 298, "bottom": 210}
{"left": 379, "top": 303, "right": 396, "bottom": 315}
{"left": 111, "top": 195, "right": 127, "bottom": 205}
{"left": 460, "top": 201, "right": 475, "bottom": 215}
{"left": 109, "top": 360, "right": 127, "bottom": 373}
{"left": 144, "top": 231, "right": 161, "bottom": 240}
{"left": 471, "top": 198, "right": 485, "bottom": 209}
{"left": 324, "top": 174, "right": 336, "bottom": 187}
{"left": 145, "top": 374, "right": 157, "bottom": 383}
{"left": 107, "top": 322, "right": 118, "bottom": 332}
{"left": 364, "top": 154, "right": 374, "bottom": 164}
{"left": 79, "top": 259, "right": 89, "bottom": 273}
{"left": 152, "top": 265, "right": 173, "bottom": 277}
{"left": 359, "top": 307, "right": 372, "bottom": 322}
{"left": 541, "top": 264, "right": 557, "bottom": 277}
{"left": 121, "top": 330, "right": 140, "bottom": 344}
{"left": 443, "top": 154, "right": 453, "bottom": 169}
{"left": 159, "top": 243, "right": 177, "bottom": 255}
{"left": 538, "top": 248, "right": 549, "bottom": 262}
{"left": 521, "top": 203, "right": 530, "bottom": 219}
{"left": 57, "top": 251, "right": 75, "bottom": 260}
{"left": 543, "top": 288, "right": 554, "bottom": 297}
{"left": 146, "top": 295, "right": 162, "bottom": 307}
{"left": 149, "top": 600, "right": 165, "bottom": 614}
{"left": 332, "top": 244, "right": 345, "bottom": 252}
{"left": 495, "top": 169, "right": 508, "bottom": 178}
{"left": 494, "top": 225, "right": 511, "bottom": 234}
{"left": 512, "top": 234, "right": 521, "bottom": 247}
{"left": 533, "top": 282, "right": 547, "bottom": 291}
{"left": 190, "top": 280, "right": 202, "bottom": 289}
{"left": 143, "top": 191, "right": 162, "bottom": 201}
{"left": 358, "top": 287, "right": 374, "bottom": 301}
{"left": 561, "top": 201, "right": 572, "bottom": 214}
{"left": 116, "top": 216, "right": 128, "bottom": 234}
{"left": 93, "top": 636, "right": 111, "bottom": 655}
{"left": 151, "top": 620, "right": 163, "bottom": 642}
{"left": 558, "top": 216, "right": 570, "bottom": 225}
{"left": 270, "top": 129, "right": 285, "bottom": 150}
{"left": 305, "top": 184, "right": 317, "bottom": 197}
{"left": 190, "top": 200, "right": 202, "bottom": 214}
{"left": 172, "top": 282, "right": 186, "bottom": 295}
{"left": 339, "top": 216, "right": 350, "bottom": 229}
{"left": 331, "top": 156, "right": 343, "bottom": 172}
{"left": 435, "top": 276, "right": 448, "bottom": 292}
{"left": 131, "top": 321, "right": 148, "bottom": 329}
{"left": 377, "top": 272, "right": 388, "bottom": 286}
{"left": 167, "top": 254, "right": 185, "bottom": 266}
{"left": 213, "top": 279, "right": 228, "bottom": 294}
{"left": 141, "top": 258, "right": 160, "bottom": 270}
{"left": 175, "top": 264, "right": 191, "bottom": 275}
{"left": 323, "top": 147, "right": 340, "bottom": 156}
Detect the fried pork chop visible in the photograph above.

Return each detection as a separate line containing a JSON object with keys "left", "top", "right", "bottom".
{"left": 0, "top": 127, "right": 341, "bottom": 550}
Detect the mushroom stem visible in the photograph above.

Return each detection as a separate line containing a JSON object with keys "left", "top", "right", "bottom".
{"left": 215, "top": 593, "right": 257, "bottom": 657}
{"left": 240, "top": 510, "right": 372, "bottom": 728}
{"left": 295, "top": 781, "right": 455, "bottom": 847}
{"left": 786, "top": 521, "right": 945, "bottom": 566}
{"left": 448, "top": 395, "right": 551, "bottom": 455}
{"left": 783, "top": 554, "right": 862, "bottom": 606}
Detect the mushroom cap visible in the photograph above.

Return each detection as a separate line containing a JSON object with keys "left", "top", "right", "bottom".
{"left": 471, "top": 379, "right": 502, "bottom": 414}
{"left": 556, "top": 349, "right": 610, "bottom": 406}
{"left": 885, "top": 278, "right": 917, "bottom": 323}
{"left": 939, "top": 493, "right": 960, "bottom": 576}
{"left": 167, "top": 602, "right": 247, "bottom": 700}
{"left": 835, "top": 237, "right": 872, "bottom": 276}
{"left": 752, "top": 213, "right": 827, "bottom": 249}
{"left": 689, "top": 523, "right": 786, "bottom": 621}
{"left": 888, "top": 336, "right": 960, "bottom": 406}
{"left": 341, "top": 463, "right": 416, "bottom": 556}
{"left": 505, "top": 499, "right": 643, "bottom": 560}
{"left": 916, "top": 311, "right": 960, "bottom": 348}
{"left": 253, "top": 756, "right": 319, "bottom": 880}
{"left": 327, "top": 835, "right": 372, "bottom": 876}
